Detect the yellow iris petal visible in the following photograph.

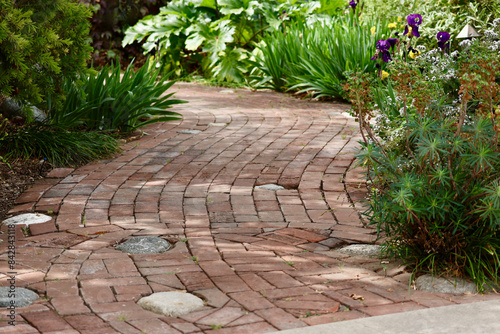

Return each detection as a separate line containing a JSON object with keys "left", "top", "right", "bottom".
{"left": 409, "top": 50, "right": 420, "bottom": 59}
{"left": 371, "top": 26, "right": 376, "bottom": 35}
{"left": 381, "top": 71, "right": 389, "bottom": 80}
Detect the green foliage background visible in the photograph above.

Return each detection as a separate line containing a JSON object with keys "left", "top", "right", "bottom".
{"left": 81, "top": 0, "right": 169, "bottom": 67}
{"left": 123, "top": 0, "right": 332, "bottom": 82}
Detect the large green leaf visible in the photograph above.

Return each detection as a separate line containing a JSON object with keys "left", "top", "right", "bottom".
{"left": 219, "top": 0, "right": 245, "bottom": 15}
{"left": 212, "top": 47, "right": 248, "bottom": 82}
{"left": 185, "top": 22, "right": 211, "bottom": 50}
{"left": 203, "top": 20, "right": 235, "bottom": 63}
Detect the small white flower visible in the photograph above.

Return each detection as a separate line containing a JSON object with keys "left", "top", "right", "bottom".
{"left": 484, "top": 29, "right": 499, "bottom": 39}
{"left": 458, "top": 40, "right": 472, "bottom": 47}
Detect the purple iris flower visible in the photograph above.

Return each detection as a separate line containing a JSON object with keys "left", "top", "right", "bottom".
{"left": 407, "top": 14, "right": 423, "bottom": 27}
{"left": 349, "top": 1, "right": 357, "bottom": 13}
{"left": 376, "top": 39, "right": 390, "bottom": 52}
{"left": 437, "top": 31, "right": 450, "bottom": 51}
{"left": 403, "top": 14, "right": 423, "bottom": 38}
{"left": 372, "top": 39, "right": 392, "bottom": 62}
{"left": 387, "top": 38, "right": 398, "bottom": 50}
{"left": 381, "top": 50, "right": 392, "bottom": 62}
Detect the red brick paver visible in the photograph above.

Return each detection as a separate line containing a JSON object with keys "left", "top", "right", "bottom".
{"left": 2, "top": 83, "right": 499, "bottom": 333}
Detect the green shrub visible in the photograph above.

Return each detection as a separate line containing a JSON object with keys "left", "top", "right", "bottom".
{"left": 1, "top": 124, "right": 121, "bottom": 167}
{"left": 49, "top": 59, "right": 187, "bottom": 133}
{"left": 0, "top": 0, "right": 93, "bottom": 110}
{"left": 344, "top": 17, "right": 500, "bottom": 291}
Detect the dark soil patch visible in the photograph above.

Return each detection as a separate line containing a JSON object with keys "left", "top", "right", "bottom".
{"left": 0, "top": 160, "right": 52, "bottom": 222}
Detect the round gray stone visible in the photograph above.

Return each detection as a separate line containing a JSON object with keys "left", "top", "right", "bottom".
{"left": 137, "top": 291, "right": 205, "bottom": 317}
{"left": 0, "top": 98, "right": 46, "bottom": 122}
{"left": 0, "top": 98, "right": 22, "bottom": 119}
{"left": 30, "top": 106, "right": 47, "bottom": 122}
{"left": 416, "top": 274, "right": 478, "bottom": 294}
{"left": 255, "top": 184, "right": 285, "bottom": 191}
{"left": 0, "top": 287, "right": 39, "bottom": 307}
{"left": 116, "top": 236, "right": 171, "bottom": 254}
{"left": 2, "top": 213, "right": 52, "bottom": 226}
{"left": 338, "top": 244, "right": 382, "bottom": 258}
{"left": 178, "top": 130, "right": 202, "bottom": 134}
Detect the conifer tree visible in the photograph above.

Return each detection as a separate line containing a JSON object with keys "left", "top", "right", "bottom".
{"left": 0, "top": 0, "right": 93, "bottom": 111}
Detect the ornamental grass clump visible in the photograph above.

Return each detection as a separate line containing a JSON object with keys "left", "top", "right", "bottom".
{"left": 49, "top": 58, "right": 186, "bottom": 133}
{"left": 345, "top": 15, "right": 500, "bottom": 291}
{"left": 253, "top": 14, "right": 390, "bottom": 98}
{"left": 1, "top": 124, "right": 121, "bottom": 167}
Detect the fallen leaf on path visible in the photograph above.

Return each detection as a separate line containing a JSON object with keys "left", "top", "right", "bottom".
{"left": 350, "top": 294, "right": 364, "bottom": 301}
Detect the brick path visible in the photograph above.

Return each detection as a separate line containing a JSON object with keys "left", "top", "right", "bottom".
{"left": 1, "top": 83, "right": 499, "bottom": 333}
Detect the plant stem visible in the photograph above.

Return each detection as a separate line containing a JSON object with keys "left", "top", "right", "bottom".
{"left": 402, "top": 96, "right": 415, "bottom": 159}
{"left": 455, "top": 98, "right": 467, "bottom": 136}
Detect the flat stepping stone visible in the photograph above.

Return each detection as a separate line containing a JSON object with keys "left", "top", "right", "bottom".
{"left": 337, "top": 244, "right": 382, "bottom": 258}
{"left": 219, "top": 89, "right": 235, "bottom": 93}
{"left": 416, "top": 275, "right": 477, "bottom": 294}
{"left": 137, "top": 291, "right": 205, "bottom": 317}
{"left": 2, "top": 213, "right": 52, "bottom": 226}
{"left": 208, "top": 122, "right": 228, "bottom": 127}
{"left": 0, "top": 287, "right": 38, "bottom": 307}
{"left": 116, "top": 236, "right": 171, "bottom": 254}
{"left": 178, "top": 130, "right": 202, "bottom": 134}
{"left": 255, "top": 184, "right": 285, "bottom": 191}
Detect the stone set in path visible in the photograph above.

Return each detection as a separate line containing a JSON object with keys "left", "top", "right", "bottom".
{"left": 1, "top": 83, "right": 499, "bottom": 333}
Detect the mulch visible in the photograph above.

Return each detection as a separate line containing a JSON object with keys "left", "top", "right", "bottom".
{"left": 0, "top": 160, "right": 52, "bottom": 222}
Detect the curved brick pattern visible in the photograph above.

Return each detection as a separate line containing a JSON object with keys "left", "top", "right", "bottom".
{"left": 1, "top": 83, "right": 499, "bottom": 333}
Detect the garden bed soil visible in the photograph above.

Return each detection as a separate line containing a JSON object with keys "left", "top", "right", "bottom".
{"left": 0, "top": 160, "right": 51, "bottom": 222}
